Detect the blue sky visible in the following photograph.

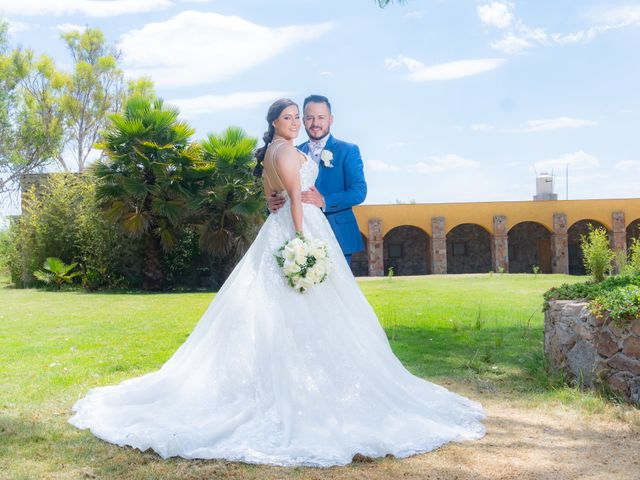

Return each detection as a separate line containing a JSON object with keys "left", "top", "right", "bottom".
{"left": 2, "top": 0, "right": 639, "bottom": 218}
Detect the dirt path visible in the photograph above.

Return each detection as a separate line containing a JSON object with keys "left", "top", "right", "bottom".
{"left": 121, "top": 386, "right": 640, "bottom": 480}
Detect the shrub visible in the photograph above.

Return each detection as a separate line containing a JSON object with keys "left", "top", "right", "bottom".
{"left": 626, "top": 238, "right": 640, "bottom": 276}
{"left": 580, "top": 226, "right": 614, "bottom": 282}
{"left": 543, "top": 274, "right": 640, "bottom": 308}
{"left": 590, "top": 285, "right": 640, "bottom": 326}
{"left": 33, "top": 257, "right": 81, "bottom": 289}
{"left": 0, "top": 228, "right": 9, "bottom": 276}
{"left": 6, "top": 174, "right": 142, "bottom": 288}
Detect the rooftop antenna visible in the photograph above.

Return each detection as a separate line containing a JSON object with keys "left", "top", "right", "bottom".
{"left": 565, "top": 163, "right": 569, "bottom": 200}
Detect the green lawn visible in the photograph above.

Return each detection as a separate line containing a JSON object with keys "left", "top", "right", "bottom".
{"left": 0, "top": 273, "right": 626, "bottom": 479}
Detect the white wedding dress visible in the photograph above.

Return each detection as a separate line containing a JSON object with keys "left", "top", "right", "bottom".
{"left": 69, "top": 155, "right": 486, "bottom": 467}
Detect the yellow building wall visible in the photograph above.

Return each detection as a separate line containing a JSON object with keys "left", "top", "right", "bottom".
{"left": 353, "top": 198, "right": 640, "bottom": 237}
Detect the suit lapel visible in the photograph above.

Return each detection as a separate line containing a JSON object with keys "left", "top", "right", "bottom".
{"left": 299, "top": 141, "right": 310, "bottom": 154}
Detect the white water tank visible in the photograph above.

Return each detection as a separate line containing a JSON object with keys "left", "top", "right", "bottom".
{"left": 534, "top": 173, "right": 557, "bottom": 201}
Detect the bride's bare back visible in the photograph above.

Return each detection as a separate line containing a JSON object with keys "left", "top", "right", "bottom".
{"left": 262, "top": 139, "right": 307, "bottom": 233}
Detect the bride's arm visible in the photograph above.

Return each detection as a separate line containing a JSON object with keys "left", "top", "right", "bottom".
{"left": 276, "top": 147, "right": 303, "bottom": 234}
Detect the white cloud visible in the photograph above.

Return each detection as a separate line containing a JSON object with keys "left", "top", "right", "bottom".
{"left": 55, "top": 23, "right": 88, "bottom": 33}
{"left": 368, "top": 160, "right": 400, "bottom": 172}
{"left": 477, "top": 2, "right": 513, "bottom": 29}
{"left": 471, "top": 123, "right": 495, "bottom": 131}
{"left": 119, "top": 11, "right": 333, "bottom": 88}
{"left": 482, "top": 4, "right": 640, "bottom": 54}
{"left": 6, "top": 19, "right": 30, "bottom": 34}
{"left": 616, "top": 160, "right": 640, "bottom": 172}
{"left": 406, "top": 10, "right": 425, "bottom": 20}
{"left": 167, "top": 91, "right": 289, "bottom": 118}
{"left": 507, "top": 116, "right": 598, "bottom": 133}
{"left": 385, "top": 55, "right": 505, "bottom": 81}
{"left": 587, "top": 5, "right": 640, "bottom": 28}
{"left": 411, "top": 154, "right": 481, "bottom": 173}
{"left": 472, "top": 117, "right": 597, "bottom": 133}
{"left": 535, "top": 150, "right": 600, "bottom": 172}
{"left": 490, "top": 31, "right": 534, "bottom": 54}
{"left": 0, "top": 0, "right": 176, "bottom": 17}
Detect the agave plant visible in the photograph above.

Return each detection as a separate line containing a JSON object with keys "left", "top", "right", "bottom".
{"left": 33, "top": 257, "right": 80, "bottom": 289}
{"left": 92, "top": 96, "right": 200, "bottom": 290}
{"left": 190, "top": 127, "right": 264, "bottom": 275}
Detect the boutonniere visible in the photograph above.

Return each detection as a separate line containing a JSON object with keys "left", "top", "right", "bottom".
{"left": 320, "top": 150, "right": 334, "bottom": 168}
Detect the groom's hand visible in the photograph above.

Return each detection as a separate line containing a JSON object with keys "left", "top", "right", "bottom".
{"left": 301, "top": 186, "right": 325, "bottom": 209}
{"left": 267, "top": 192, "right": 286, "bottom": 213}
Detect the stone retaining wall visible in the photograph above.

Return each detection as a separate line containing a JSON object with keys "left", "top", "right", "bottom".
{"left": 544, "top": 300, "right": 640, "bottom": 404}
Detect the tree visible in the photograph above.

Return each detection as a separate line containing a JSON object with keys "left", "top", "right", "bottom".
{"left": 194, "top": 127, "right": 264, "bottom": 276}
{"left": 0, "top": 22, "right": 65, "bottom": 195}
{"left": 59, "top": 28, "right": 126, "bottom": 172}
{"left": 93, "top": 97, "right": 200, "bottom": 290}
{"left": 0, "top": 24, "right": 155, "bottom": 200}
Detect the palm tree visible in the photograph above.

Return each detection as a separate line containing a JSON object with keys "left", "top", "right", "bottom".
{"left": 92, "top": 96, "right": 200, "bottom": 290}
{"left": 192, "top": 127, "right": 264, "bottom": 277}
{"left": 377, "top": 0, "right": 406, "bottom": 7}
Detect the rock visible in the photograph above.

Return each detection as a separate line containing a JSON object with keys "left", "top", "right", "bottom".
{"left": 596, "top": 330, "right": 620, "bottom": 358}
{"left": 607, "top": 372, "right": 632, "bottom": 398}
{"left": 631, "top": 319, "right": 640, "bottom": 336}
{"left": 607, "top": 353, "right": 640, "bottom": 375}
{"left": 556, "top": 314, "right": 578, "bottom": 350}
{"left": 629, "top": 377, "right": 640, "bottom": 406}
{"left": 609, "top": 321, "right": 628, "bottom": 338}
{"left": 622, "top": 336, "right": 640, "bottom": 359}
{"left": 352, "top": 453, "right": 375, "bottom": 463}
{"left": 566, "top": 340, "right": 597, "bottom": 386}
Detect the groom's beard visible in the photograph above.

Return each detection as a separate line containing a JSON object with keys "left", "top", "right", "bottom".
{"left": 307, "top": 128, "right": 330, "bottom": 141}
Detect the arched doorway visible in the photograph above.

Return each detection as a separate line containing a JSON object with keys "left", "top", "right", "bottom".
{"left": 568, "top": 220, "right": 609, "bottom": 275}
{"left": 627, "top": 218, "right": 640, "bottom": 250}
{"left": 508, "top": 222, "right": 552, "bottom": 273}
{"left": 446, "top": 223, "right": 491, "bottom": 273}
{"left": 350, "top": 233, "right": 369, "bottom": 277}
{"left": 382, "top": 226, "right": 430, "bottom": 276}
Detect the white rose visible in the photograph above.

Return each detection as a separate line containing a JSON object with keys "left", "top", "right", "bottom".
{"left": 306, "top": 268, "right": 320, "bottom": 284}
{"left": 320, "top": 150, "right": 333, "bottom": 167}
{"left": 296, "top": 276, "right": 314, "bottom": 292}
{"left": 283, "top": 259, "right": 301, "bottom": 275}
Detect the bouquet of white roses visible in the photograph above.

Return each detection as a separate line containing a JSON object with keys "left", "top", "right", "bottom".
{"left": 274, "top": 233, "right": 331, "bottom": 293}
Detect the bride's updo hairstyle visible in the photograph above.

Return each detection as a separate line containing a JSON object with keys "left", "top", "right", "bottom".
{"left": 254, "top": 98, "right": 298, "bottom": 177}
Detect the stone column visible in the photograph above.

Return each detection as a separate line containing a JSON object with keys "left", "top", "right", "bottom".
{"left": 492, "top": 215, "right": 509, "bottom": 272}
{"left": 431, "top": 216, "right": 447, "bottom": 274}
{"left": 367, "top": 218, "right": 384, "bottom": 277}
{"left": 612, "top": 211, "right": 627, "bottom": 273}
{"left": 551, "top": 213, "right": 569, "bottom": 274}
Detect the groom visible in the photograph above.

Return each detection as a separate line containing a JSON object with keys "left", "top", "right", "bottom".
{"left": 268, "top": 94, "right": 367, "bottom": 265}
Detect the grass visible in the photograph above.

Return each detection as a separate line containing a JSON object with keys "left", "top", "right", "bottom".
{"left": 0, "top": 272, "right": 635, "bottom": 479}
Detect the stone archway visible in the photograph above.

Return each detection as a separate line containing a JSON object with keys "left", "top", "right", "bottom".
{"left": 508, "top": 222, "right": 552, "bottom": 273}
{"left": 627, "top": 219, "right": 640, "bottom": 250}
{"left": 350, "top": 233, "right": 369, "bottom": 277}
{"left": 568, "top": 220, "right": 609, "bottom": 275}
{"left": 382, "top": 226, "right": 430, "bottom": 276}
{"left": 446, "top": 223, "right": 491, "bottom": 273}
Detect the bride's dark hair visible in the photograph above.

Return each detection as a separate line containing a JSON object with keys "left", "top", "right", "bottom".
{"left": 253, "top": 98, "right": 298, "bottom": 177}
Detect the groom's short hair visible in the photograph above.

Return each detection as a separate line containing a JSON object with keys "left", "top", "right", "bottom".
{"left": 303, "top": 95, "right": 332, "bottom": 113}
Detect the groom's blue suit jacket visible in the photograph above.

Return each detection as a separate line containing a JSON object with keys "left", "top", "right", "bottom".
{"left": 298, "top": 135, "right": 367, "bottom": 255}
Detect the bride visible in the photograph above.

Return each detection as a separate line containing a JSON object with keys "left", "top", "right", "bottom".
{"left": 69, "top": 98, "right": 486, "bottom": 467}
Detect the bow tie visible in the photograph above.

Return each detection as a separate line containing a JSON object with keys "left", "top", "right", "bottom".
{"left": 309, "top": 142, "right": 323, "bottom": 154}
